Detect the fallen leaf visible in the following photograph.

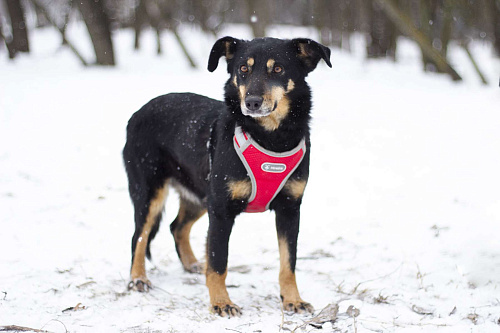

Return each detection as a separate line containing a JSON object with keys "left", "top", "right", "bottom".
{"left": 62, "top": 302, "right": 86, "bottom": 313}
{"left": 411, "top": 304, "right": 434, "bottom": 316}
{"left": 307, "top": 303, "right": 339, "bottom": 329}
{"left": 347, "top": 305, "right": 360, "bottom": 318}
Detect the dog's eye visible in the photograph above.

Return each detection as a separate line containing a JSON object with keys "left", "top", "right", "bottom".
{"left": 240, "top": 65, "right": 249, "bottom": 73}
{"left": 273, "top": 65, "right": 283, "bottom": 73}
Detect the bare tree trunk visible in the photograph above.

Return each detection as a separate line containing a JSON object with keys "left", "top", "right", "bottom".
{"left": 376, "top": 0, "right": 462, "bottom": 81}
{"left": 76, "top": 0, "right": 115, "bottom": 66}
{"left": 5, "top": 0, "right": 30, "bottom": 57}
{"left": 340, "top": 0, "right": 354, "bottom": 52}
{"left": 418, "top": 0, "right": 433, "bottom": 71}
{"left": 134, "top": 0, "right": 148, "bottom": 50}
{"left": 440, "top": 0, "right": 453, "bottom": 60}
{"left": 366, "top": 0, "right": 396, "bottom": 59}
{"left": 247, "top": 0, "right": 268, "bottom": 38}
{"left": 313, "top": 0, "right": 332, "bottom": 46}
{"left": 148, "top": 0, "right": 164, "bottom": 55}
{"left": 493, "top": 0, "right": 500, "bottom": 56}
{"left": 60, "top": 1, "right": 73, "bottom": 46}
{"left": 0, "top": 19, "right": 9, "bottom": 58}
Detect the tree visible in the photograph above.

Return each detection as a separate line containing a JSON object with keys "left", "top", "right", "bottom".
{"left": 376, "top": 0, "right": 462, "bottom": 81}
{"left": 133, "top": 0, "right": 148, "bottom": 50}
{"left": 366, "top": 0, "right": 397, "bottom": 59}
{"left": 76, "top": 0, "right": 115, "bottom": 66}
{"left": 246, "top": 0, "right": 268, "bottom": 38}
{"left": 489, "top": 0, "right": 500, "bottom": 56}
{"left": 5, "top": 0, "right": 30, "bottom": 58}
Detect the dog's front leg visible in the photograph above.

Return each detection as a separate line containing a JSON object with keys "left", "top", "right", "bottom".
{"left": 206, "top": 209, "right": 241, "bottom": 317}
{"left": 275, "top": 202, "right": 314, "bottom": 314}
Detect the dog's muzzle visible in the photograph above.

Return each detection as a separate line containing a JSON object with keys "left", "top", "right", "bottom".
{"left": 242, "top": 95, "right": 271, "bottom": 117}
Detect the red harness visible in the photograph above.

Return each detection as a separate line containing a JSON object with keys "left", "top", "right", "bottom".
{"left": 233, "top": 126, "right": 306, "bottom": 213}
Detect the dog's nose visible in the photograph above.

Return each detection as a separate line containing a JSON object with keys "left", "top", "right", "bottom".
{"left": 245, "top": 96, "right": 263, "bottom": 111}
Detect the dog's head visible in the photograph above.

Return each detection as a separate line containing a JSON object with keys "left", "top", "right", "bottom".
{"left": 208, "top": 37, "right": 331, "bottom": 129}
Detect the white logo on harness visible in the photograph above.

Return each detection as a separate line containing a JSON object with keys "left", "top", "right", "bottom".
{"left": 261, "top": 163, "right": 286, "bottom": 173}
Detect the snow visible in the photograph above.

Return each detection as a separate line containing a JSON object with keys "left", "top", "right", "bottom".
{"left": 1, "top": 23, "right": 500, "bottom": 332}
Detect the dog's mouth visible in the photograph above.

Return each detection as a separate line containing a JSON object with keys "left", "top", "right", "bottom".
{"left": 240, "top": 100, "right": 279, "bottom": 118}
{"left": 240, "top": 106, "right": 272, "bottom": 118}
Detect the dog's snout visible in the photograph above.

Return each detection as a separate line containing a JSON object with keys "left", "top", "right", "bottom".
{"left": 245, "top": 96, "right": 263, "bottom": 111}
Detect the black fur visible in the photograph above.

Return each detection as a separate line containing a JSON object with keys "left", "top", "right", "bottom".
{"left": 123, "top": 36, "right": 331, "bottom": 315}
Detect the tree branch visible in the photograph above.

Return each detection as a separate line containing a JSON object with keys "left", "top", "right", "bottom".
{"left": 29, "top": 0, "right": 89, "bottom": 67}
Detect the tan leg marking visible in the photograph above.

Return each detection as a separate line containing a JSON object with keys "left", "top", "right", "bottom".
{"left": 206, "top": 268, "right": 241, "bottom": 317}
{"left": 173, "top": 200, "right": 206, "bottom": 273}
{"left": 283, "top": 179, "right": 307, "bottom": 200}
{"left": 267, "top": 58, "right": 275, "bottom": 73}
{"left": 278, "top": 237, "right": 314, "bottom": 313}
{"left": 227, "top": 180, "right": 252, "bottom": 200}
{"left": 130, "top": 183, "right": 169, "bottom": 291}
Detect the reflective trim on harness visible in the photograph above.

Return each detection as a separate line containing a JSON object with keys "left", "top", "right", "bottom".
{"left": 233, "top": 126, "right": 306, "bottom": 213}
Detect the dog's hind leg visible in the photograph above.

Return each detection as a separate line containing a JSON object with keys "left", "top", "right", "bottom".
{"left": 128, "top": 181, "right": 169, "bottom": 292}
{"left": 170, "top": 198, "right": 206, "bottom": 273}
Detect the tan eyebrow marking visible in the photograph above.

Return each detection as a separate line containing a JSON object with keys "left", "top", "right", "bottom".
{"left": 247, "top": 57, "right": 255, "bottom": 67}
{"left": 266, "top": 59, "right": 275, "bottom": 73}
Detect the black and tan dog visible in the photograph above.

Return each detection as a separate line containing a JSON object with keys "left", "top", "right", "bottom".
{"left": 123, "top": 36, "right": 331, "bottom": 317}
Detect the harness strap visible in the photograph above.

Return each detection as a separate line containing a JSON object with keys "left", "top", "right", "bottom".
{"left": 233, "top": 126, "right": 306, "bottom": 213}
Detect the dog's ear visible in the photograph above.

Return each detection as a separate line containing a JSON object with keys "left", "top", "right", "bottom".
{"left": 292, "top": 38, "right": 332, "bottom": 73}
{"left": 208, "top": 36, "right": 242, "bottom": 72}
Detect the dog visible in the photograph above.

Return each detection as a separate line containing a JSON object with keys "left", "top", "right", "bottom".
{"left": 123, "top": 36, "right": 331, "bottom": 317}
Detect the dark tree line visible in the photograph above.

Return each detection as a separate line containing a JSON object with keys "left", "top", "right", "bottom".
{"left": 1, "top": 0, "right": 499, "bottom": 81}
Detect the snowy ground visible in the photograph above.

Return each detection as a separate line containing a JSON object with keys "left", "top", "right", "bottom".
{"left": 1, "top": 23, "right": 500, "bottom": 332}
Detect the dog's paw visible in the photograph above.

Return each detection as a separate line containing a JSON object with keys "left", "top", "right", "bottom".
{"left": 185, "top": 261, "right": 205, "bottom": 274}
{"left": 282, "top": 300, "right": 314, "bottom": 314}
{"left": 128, "top": 278, "right": 152, "bottom": 292}
{"left": 212, "top": 302, "right": 242, "bottom": 318}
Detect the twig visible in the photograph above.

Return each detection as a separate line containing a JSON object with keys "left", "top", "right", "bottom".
{"left": 347, "top": 305, "right": 360, "bottom": 333}
{"left": 358, "top": 317, "right": 448, "bottom": 329}
{"left": 41, "top": 319, "right": 68, "bottom": 333}
{"left": 461, "top": 41, "right": 488, "bottom": 85}
{"left": 62, "top": 302, "right": 86, "bottom": 312}
{"left": 172, "top": 28, "right": 197, "bottom": 68}
{"left": 0, "top": 326, "right": 50, "bottom": 332}
{"left": 357, "top": 263, "right": 404, "bottom": 287}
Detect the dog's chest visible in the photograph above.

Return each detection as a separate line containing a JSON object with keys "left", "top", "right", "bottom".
{"left": 233, "top": 127, "right": 306, "bottom": 212}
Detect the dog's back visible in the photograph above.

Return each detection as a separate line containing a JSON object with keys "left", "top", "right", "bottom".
{"left": 124, "top": 92, "right": 222, "bottom": 201}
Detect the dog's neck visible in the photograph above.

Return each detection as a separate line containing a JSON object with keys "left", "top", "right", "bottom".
{"left": 226, "top": 94, "right": 311, "bottom": 153}
{"left": 237, "top": 117, "right": 309, "bottom": 152}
